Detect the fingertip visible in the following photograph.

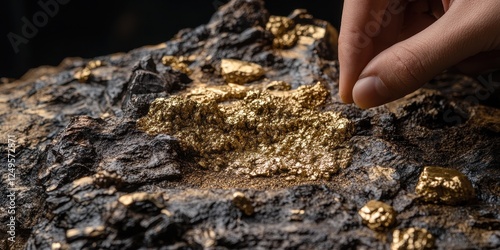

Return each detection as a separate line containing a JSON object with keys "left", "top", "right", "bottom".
{"left": 352, "top": 76, "right": 392, "bottom": 109}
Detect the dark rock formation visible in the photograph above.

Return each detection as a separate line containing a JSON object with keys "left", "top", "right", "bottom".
{"left": 0, "top": 0, "right": 499, "bottom": 249}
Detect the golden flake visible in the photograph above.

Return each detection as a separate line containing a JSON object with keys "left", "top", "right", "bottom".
{"left": 162, "top": 55, "right": 193, "bottom": 75}
{"left": 118, "top": 192, "right": 165, "bottom": 208}
{"left": 265, "top": 15, "right": 338, "bottom": 49}
{"left": 74, "top": 60, "right": 105, "bottom": 83}
{"left": 415, "top": 166, "right": 475, "bottom": 205}
{"left": 266, "top": 16, "right": 297, "bottom": 49}
{"left": 66, "top": 226, "right": 106, "bottom": 241}
{"left": 220, "top": 59, "right": 265, "bottom": 84}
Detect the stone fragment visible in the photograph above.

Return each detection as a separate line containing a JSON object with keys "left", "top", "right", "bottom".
{"left": 232, "top": 191, "right": 254, "bottom": 216}
{"left": 391, "top": 228, "right": 435, "bottom": 250}
{"left": 415, "top": 166, "right": 475, "bottom": 205}
{"left": 220, "top": 59, "right": 265, "bottom": 84}
{"left": 358, "top": 200, "right": 397, "bottom": 231}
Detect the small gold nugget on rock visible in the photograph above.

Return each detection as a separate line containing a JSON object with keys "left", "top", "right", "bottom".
{"left": 161, "top": 55, "right": 193, "bottom": 75}
{"left": 266, "top": 15, "right": 298, "bottom": 49}
{"left": 391, "top": 228, "right": 435, "bottom": 250}
{"left": 220, "top": 59, "right": 265, "bottom": 84}
{"left": 74, "top": 60, "right": 105, "bottom": 83}
{"left": 232, "top": 192, "right": 254, "bottom": 216}
{"left": 358, "top": 200, "right": 397, "bottom": 231}
{"left": 415, "top": 166, "right": 475, "bottom": 205}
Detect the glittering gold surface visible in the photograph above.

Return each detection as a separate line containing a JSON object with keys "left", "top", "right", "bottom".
{"left": 358, "top": 200, "right": 397, "bottom": 231}
{"left": 265, "top": 15, "right": 336, "bottom": 49}
{"left": 220, "top": 59, "right": 265, "bottom": 84}
{"left": 232, "top": 192, "right": 254, "bottom": 216}
{"left": 391, "top": 228, "right": 435, "bottom": 250}
{"left": 137, "top": 82, "right": 353, "bottom": 180}
{"left": 415, "top": 166, "right": 475, "bottom": 205}
{"left": 161, "top": 55, "right": 193, "bottom": 75}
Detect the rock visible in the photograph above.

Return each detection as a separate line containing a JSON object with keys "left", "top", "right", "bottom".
{"left": 391, "top": 228, "right": 435, "bottom": 250}
{"left": 220, "top": 59, "right": 265, "bottom": 84}
{"left": 0, "top": 0, "right": 499, "bottom": 249}
{"left": 358, "top": 200, "right": 397, "bottom": 231}
{"left": 415, "top": 166, "right": 476, "bottom": 205}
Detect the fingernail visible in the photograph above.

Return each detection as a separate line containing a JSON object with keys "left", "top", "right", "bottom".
{"left": 352, "top": 76, "right": 390, "bottom": 109}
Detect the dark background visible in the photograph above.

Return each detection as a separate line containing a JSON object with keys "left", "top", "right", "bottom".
{"left": 0, "top": 0, "right": 343, "bottom": 78}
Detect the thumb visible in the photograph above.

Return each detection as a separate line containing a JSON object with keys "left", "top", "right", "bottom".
{"left": 352, "top": 4, "right": 485, "bottom": 109}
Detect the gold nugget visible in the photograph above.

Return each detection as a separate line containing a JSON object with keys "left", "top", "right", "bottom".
{"left": 391, "top": 228, "right": 435, "bottom": 250}
{"left": 232, "top": 192, "right": 254, "bottom": 216}
{"left": 415, "top": 166, "right": 475, "bottom": 205}
{"left": 161, "top": 55, "right": 193, "bottom": 75}
{"left": 74, "top": 60, "right": 105, "bottom": 83}
{"left": 266, "top": 16, "right": 298, "bottom": 49}
{"left": 358, "top": 200, "right": 397, "bottom": 231}
{"left": 220, "top": 59, "right": 265, "bottom": 84}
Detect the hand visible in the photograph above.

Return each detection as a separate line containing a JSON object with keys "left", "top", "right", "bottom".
{"left": 338, "top": 0, "right": 500, "bottom": 109}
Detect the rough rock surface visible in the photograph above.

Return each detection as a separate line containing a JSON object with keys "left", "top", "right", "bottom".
{"left": 0, "top": 0, "right": 499, "bottom": 249}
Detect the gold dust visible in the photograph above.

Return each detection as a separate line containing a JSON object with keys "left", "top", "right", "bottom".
{"left": 137, "top": 82, "right": 353, "bottom": 180}
{"left": 162, "top": 55, "right": 193, "bottom": 75}
{"left": 220, "top": 59, "right": 265, "bottom": 84}
{"left": 358, "top": 200, "right": 397, "bottom": 231}
{"left": 232, "top": 191, "right": 254, "bottom": 216}
{"left": 391, "top": 228, "right": 435, "bottom": 250}
{"left": 74, "top": 60, "right": 105, "bottom": 83}
{"left": 415, "top": 166, "right": 475, "bottom": 205}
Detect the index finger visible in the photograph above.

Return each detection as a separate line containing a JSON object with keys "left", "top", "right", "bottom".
{"left": 338, "top": 0, "right": 392, "bottom": 103}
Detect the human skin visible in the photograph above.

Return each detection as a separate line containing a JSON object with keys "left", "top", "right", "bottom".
{"left": 338, "top": 0, "right": 500, "bottom": 109}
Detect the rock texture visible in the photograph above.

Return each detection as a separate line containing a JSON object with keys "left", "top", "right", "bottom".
{"left": 0, "top": 0, "right": 499, "bottom": 249}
